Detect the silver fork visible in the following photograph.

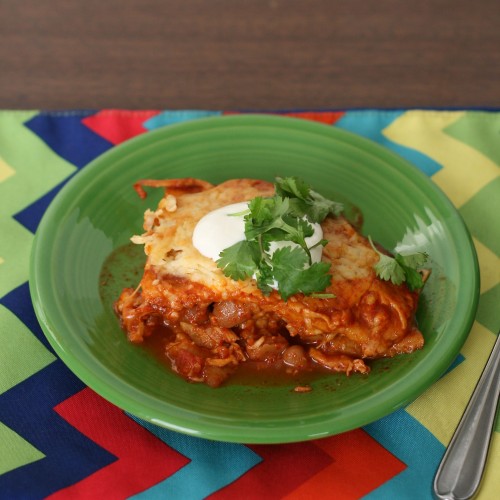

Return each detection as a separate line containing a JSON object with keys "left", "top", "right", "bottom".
{"left": 433, "top": 330, "right": 500, "bottom": 499}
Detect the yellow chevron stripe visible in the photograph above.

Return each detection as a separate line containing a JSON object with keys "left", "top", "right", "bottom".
{"left": 384, "top": 111, "right": 499, "bottom": 208}
{"left": 473, "top": 237, "right": 500, "bottom": 294}
{"left": 406, "top": 322, "right": 496, "bottom": 445}
{"left": 0, "top": 155, "right": 15, "bottom": 183}
{"left": 479, "top": 432, "right": 500, "bottom": 499}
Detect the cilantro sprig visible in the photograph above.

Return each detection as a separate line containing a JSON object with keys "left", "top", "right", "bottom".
{"left": 368, "top": 237, "right": 428, "bottom": 291}
{"left": 216, "top": 177, "right": 342, "bottom": 300}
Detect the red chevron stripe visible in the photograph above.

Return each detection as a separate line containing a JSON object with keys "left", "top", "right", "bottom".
{"left": 285, "top": 429, "right": 406, "bottom": 499}
{"left": 211, "top": 429, "right": 405, "bottom": 500}
{"left": 280, "top": 110, "right": 345, "bottom": 125}
{"left": 209, "top": 440, "right": 333, "bottom": 499}
{"left": 82, "top": 110, "right": 161, "bottom": 144}
{"left": 223, "top": 110, "right": 345, "bottom": 125}
{"left": 47, "top": 388, "right": 189, "bottom": 500}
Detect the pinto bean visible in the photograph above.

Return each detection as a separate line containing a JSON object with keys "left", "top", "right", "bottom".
{"left": 282, "top": 345, "right": 309, "bottom": 370}
{"left": 211, "top": 301, "right": 252, "bottom": 328}
{"left": 182, "top": 304, "right": 209, "bottom": 325}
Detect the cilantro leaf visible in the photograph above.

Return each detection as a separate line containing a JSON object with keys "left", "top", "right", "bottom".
{"left": 395, "top": 254, "right": 428, "bottom": 291}
{"left": 271, "top": 246, "right": 332, "bottom": 300}
{"left": 216, "top": 240, "right": 260, "bottom": 281}
{"left": 275, "top": 176, "right": 344, "bottom": 222}
{"left": 272, "top": 245, "right": 308, "bottom": 272}
{"left": 369, "top": 237, "right": 428, "bottom": 291}
{"left": 398, "top": 252, "right": 428, "bottom": 269}
{"left": 244, "top": 196, "right": 290, "bottom": 240}
{"left": 246, "top": 196, "right": 275, "bottom": 225}
{"left": 274, "top": 176, "right": 311, "bottom": 200}
{"left": 307, "top": 190, "right": 344, "bottom": 222}
{"left": 374, "top": 252, "right": 406, "bottom": 285}
{"left": 254, "top": 260, "right": 274, "bottom": 295}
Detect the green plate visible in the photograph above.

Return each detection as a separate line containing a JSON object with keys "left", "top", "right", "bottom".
{"left": 29, "top": 114, "right": 479, "bottom": 443}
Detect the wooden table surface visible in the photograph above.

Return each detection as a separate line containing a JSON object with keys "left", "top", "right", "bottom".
{"left": 1, "top": 0, "right": 499, "bottom": 110}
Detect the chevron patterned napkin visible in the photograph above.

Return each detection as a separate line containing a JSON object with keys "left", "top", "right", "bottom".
{"left": 0, "top": 109, "right": 498, "bottom": 499}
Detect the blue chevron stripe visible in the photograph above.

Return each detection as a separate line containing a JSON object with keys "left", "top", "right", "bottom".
{"left": 129, "top": 417, "right": 261, "bottom": 500}
{"left": 0, "top": 282, "right": 117, "bottom": 497}
{"left": 0, "top": 362, "right": 115, "bottom": 498}
{"left": 1, "top": 282, "right": 55, "bottom": 354}
{"left": 13, "top": 178, "right": 77, "bottom": 234}
{"left": 14, "top": 113, "right": 116, "bottom": 235}
{"left": 24, "top": 112, "right": 114, "bottom": 168}
{"left": 335, "top": 111, "right": 442, "bottom": 177}
{"left": 363, "top": 409, "right": 445, "bottom": 499}
{"left": 444, "top": 353, "right": 464, "bottom": 375}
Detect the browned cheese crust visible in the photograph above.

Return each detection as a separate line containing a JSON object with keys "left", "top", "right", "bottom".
{"left": 115, "top": 178, "right": 424, "bottom": 387}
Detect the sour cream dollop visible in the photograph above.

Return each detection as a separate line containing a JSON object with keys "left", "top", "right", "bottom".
{"left": 192, "top": 202, "right": 325, "bottom": 287}
{"left": 193, "top": 202, "right": 250, "bottom": 261}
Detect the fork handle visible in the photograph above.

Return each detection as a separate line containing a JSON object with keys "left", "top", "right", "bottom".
{"left": 433, "top": 331, "right": 500, "bottom": 500}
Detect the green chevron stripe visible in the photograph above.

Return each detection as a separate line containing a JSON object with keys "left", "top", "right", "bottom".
{"left": 0, "top": 112, "right": 77, "bottom": 298}
{"left": 0, "top": 305, "right": 56, "bottom": 395}
{"left": 444, "top": 112, "right": 500, "bottom": 166}
{"left": 0, "top": 112, "right": 76, "bottom": 217}
{"left": 476, "top": 284, "right": 500, "bottom": 334}
{"left": 0, "top": 303, "right": 53, "bottom": 472}
{"left": 0, "top": 218, "right": 34, "bottom": 299}
{"left": 0, "top": 421, "right": 45, "bottom": 475}
{"left": 459, "top": 177, "right": 500, "bottom": 256}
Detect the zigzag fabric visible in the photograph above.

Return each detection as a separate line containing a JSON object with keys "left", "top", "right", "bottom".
{"left": 0, "top": 109, "right": 498, "bottom": 499}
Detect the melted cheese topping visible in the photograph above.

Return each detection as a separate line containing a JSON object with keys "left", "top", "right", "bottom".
{"left": 131, "top": 178, "right": 379, "bottom": 293}
{"left": 132, "top": 179, "right": 276, "bottom": 294}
